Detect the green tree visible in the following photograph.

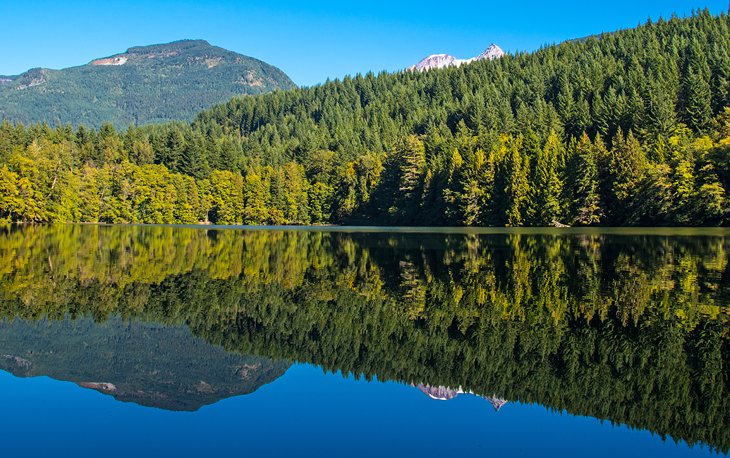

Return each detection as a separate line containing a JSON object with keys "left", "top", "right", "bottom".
{"left": 568, "top": 134, "right": 603, "bottom": 225}
{"left": 530, "top": 131, "right": 564, "bottom": 226}
{"left": 607, "top": 130, "right": 647, "bottom": 223}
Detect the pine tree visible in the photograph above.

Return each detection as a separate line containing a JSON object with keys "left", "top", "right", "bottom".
{"left": 394, "top": 135, "right": 426, "bottom": 223}
{"left": 607, "top": 130, "right": 647, "bottom": 224}
{"left": 569, "top": 133, "right": 603, "bottom": 225}
{"left": 644, "top": 85, "right": 677, "bottom": 139}
{"left": 531, "top": 131, "right": 564, "bottom": 226}
{"left": 502, "top": 137, "right": 529, "bottom": 227}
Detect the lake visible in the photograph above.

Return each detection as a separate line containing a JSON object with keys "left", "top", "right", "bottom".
{"left": 0, "top": 225, "right": 728, "bottom": 457}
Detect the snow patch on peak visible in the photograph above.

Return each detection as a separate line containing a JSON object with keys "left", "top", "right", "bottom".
{"left": 475, "top": 44, "right": 505, "bottom": 61}
{"left": 409, "top": 44, "right": 505, "bottom": 71}
{"left": 408, "top": 54, "right": 459, "bottom": 71}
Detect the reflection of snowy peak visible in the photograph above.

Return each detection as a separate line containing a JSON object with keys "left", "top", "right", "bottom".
{"left": 416, "top": 384, "right": 461, "bottom": 400}
{"left": 415, "top": 384, "right": 508, "bottom": 412}
{"left": 409, "top": 44, "right": 505, "bottom": 71}
{"left": 484, "top": 396, "right": 509, "bottom": 412}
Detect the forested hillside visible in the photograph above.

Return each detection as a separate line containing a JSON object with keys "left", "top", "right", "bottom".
{"left": 1, "top": 11, "right": 729, "bottom": 226}
{"left": 0, "top": 40, "right": 295, "bottom": 129}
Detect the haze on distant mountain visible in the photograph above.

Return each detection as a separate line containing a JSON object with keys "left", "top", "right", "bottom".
{"left": 0, "top": 40, "right": 295, "bottom": 129}
{"left": 409, "top": 44, "right": 505, "bottom": 71}
{"left": 0, "top": 317, "right": 291, "bottom": 411}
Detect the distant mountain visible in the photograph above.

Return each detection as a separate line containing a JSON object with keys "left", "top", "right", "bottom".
{"left": 0, "top": 317, "right": 291, "bottom": 411}
{"left": 0, "top": 39, "right": 295, "bottom": 128}
{"left": 409, "top": 44, "right": 504, "bottom": 71}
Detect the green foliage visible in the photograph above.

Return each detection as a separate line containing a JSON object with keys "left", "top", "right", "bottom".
{"left": 530, "top": 131, "right": 564, "bottom": 225}
{"left": 607, "top": 130, "right": 648, "bottom": 223}
{"left": 567, "top": 133, "right": 603, "bottom": 225}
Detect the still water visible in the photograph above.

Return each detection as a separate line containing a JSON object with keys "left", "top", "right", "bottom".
{"left": 0, "top": 225, "right": 728, "bottom": 457}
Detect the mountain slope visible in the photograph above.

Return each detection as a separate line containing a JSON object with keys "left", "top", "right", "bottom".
{"left": 409, "top": 44, "right": 505, "bottom": 71}
{"left": 0, "top": 39, "right": 295, "bottom": 128}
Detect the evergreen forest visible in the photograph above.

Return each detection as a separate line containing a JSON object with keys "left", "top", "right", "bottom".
{"left": 1, "top": 11, "right": 730, "bottom": 226}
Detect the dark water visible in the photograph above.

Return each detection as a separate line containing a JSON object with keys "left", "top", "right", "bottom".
{"left": 0, "top": 225, "right": 728, "bottom": 457}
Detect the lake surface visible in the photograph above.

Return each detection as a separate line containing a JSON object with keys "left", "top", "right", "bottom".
{"left": 0, "top": 225, "right": 728, "bottom": 457}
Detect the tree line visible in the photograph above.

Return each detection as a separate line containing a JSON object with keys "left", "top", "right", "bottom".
{"left": 1, "top": 11, "right": 730, "bottom": 226}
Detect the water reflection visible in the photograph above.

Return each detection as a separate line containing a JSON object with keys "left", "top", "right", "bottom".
{"left": 0, "top": 317, "right": 289, "bottom": 410}
{"left": 0, "top": 225, "right": 728, "bottom": 452}
{"left": 414, "top": 384, "right": 509, "bottom": 411}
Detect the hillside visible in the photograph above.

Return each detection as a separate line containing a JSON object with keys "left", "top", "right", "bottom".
{"left": 0, "top": 40, "right": 295, "bottom": 128}
{"left": 1, "top": 11, "right": 730, "bottom": 227}
{"left": 193, "top": 11, "right": 729, "bottom": 163}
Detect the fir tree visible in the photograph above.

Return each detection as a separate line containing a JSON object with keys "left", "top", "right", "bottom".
{"left": 568, "top": 134, "right": 603, "bottom": 225}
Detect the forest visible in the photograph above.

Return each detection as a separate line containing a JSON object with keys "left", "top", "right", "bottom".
{"left": 1, "top": 11, "right": 730, "bottom": 226}
{"left": 0, "top": 225, "right": 727, "bottom": 450}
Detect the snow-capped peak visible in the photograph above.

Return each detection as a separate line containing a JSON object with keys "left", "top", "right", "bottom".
{"left": 409, "top": 44, "right": 505, "bottom": 71}
{"left": 475, "top": 44, "right": 505, "bottom": 61}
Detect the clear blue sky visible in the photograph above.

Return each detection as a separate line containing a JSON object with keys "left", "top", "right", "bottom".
{"left": 0, "top": 0, "right": 727, "bottom": 86}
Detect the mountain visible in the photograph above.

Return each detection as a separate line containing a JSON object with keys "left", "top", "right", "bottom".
{"left": 0, "top": 317, "right": 291, "bottom": 411}
{"left": 409, "top": 44, "right": 504, "bottom": 71}
{"left": 0, "top": 39, "right": 295, "bottom": 128}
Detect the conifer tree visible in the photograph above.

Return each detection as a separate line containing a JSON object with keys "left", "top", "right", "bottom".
{"left": 502, "top": 137, "right": 529, "bottom": 227}
{"left": 531, "top": 131, "right": 564, "bottom": 226}
{"left": 568, "top": 134, "right": 603, "bottom": 225}
{"left": 394, "top": 135, "right": 426, "bottom": 223}
{"left": 682, "top": 68, "right": 714, "bottom": 133}
{"left": 607, "top": 130, "right": 647, "bottom": 223}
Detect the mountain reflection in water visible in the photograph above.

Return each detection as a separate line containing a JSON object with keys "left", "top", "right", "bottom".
{"left": 0, "top": 317, "right": 290, "bottom": 411}
{"left": 0, "top": 225, "right": 728, "bottom": 454}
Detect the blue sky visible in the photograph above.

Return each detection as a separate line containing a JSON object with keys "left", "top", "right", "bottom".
{"left": 0, "top": 1, "right": 728, "bottom": 86}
